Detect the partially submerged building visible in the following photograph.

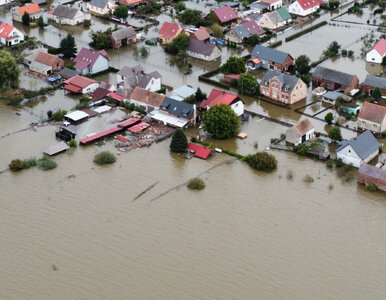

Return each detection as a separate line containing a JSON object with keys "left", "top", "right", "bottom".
{"left": 286, "top": 118, "right": 315, "bottom": 145}
{"left": 358, "top": 163, "right": 386, "bottom": 192}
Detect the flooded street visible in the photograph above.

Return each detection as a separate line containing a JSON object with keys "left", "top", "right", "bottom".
{"left": 1, "top": 0, "right": 386, "bottom": 299}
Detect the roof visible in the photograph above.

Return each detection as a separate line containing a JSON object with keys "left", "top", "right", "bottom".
{"left": 91, "top": 87, "right": 110, "bottom": 102}
{"left": 118, "top": 65, "right": 144, "bottom": 77}
{"left": 293, "top": 118, "right": 314, "bottom": 136}
{"left": 213, "top": 6, "right": 238, "bottom": 23}
{"left": 188, "top": 143, "right": 214, "bottom": 159}
{"left": 241, "top": 20, "right": 265, "bottom": 36}
{"left": 296, "top": 0, "right": 321, "bottom": 10}
{"left": 0, "top": 22, "right": 18, "bottom": 40}
{"left": 358, "top": 164, "right": 386, "bottom": 182}
{"left": 130, "top": 86, "right": 166, "bottom": 107}
{"left": 35, "top": 51, "right": 62, "bottom": 67}
{"left": 186, "top": 38, "right": 217, "bottom": 56}
{"left": 167, "top": 85, "right": 197, "bottom": 101}
{"left": 159, "top": 22, "right": 180, "bottom": 40}
{"left": 59, "top": 67, "right": 80, "bottom": 79}
{"left": 247, "top": 3, "right": 269, "bottom": 10}
{"left": 80, "top": 126, "right": 122, "bottom": 144}
{"left": 276, "top": 7, "right": 291, "bottom": 21}
{"left": 119, "top": 66, "right": 161, "bottom": 90}
{"left": 17, "top": 3, "right": 41, "bottom": 15}
{"left": 53, "top": 5, "right": 79, "bottom": 19}
{"left": 64, "top": 84, "right": 82, "bottom": 93}
{"left": 65, "top": 110, "right": 89, "bottom": 122}
{"left": 266, "top": 10, "right": 282, "bottom": 25}
{"left": 192, "top": 27, "right": 210, "bottom": 41}
{"left": 119, "top": 0, "right": 146, "bottom": 6}
{"left": 89, "top": 0, "right": 110, "bottom": 9}
{"left": 358, "top": 102, "right": 386, "bottom": 124}
{"left": 251, "top": 44, "right": 292, "bottom": 65}
{"left": 200, "top": 89, "right": 241, "bottom": 108}
{"left": 74, "top": 47, "right": 109, "bottom": 71}
{"left": 64, "top": 75, "right": 98, "bottom": 88}
{"left": 219, "top": 1, "right": 239, "bottom": 8}
{"left": 322, "top": 90, "right": 345, "bottom": 101}
{"left": 312, "top": 66, "right": 356, "bottom": 87}
{"left": 43, "top": 141, "right": 69, "bottom": 156}
{"left": 128, "top": 121, "right": 149, "bottom": 133}
{"left": 108, "top": 91, "right": 124, "bottom": 101}
{"left": 160, "top": 97, "right": 194, "bottom": 119}
{"left": 233, "top": 24, "right": 251, "bottom": 39}
{"left": 368, "top": 38, "right": 386, "bottom": 56}
{"left": 117, "top": 118, "right": 140, "bottom": 128}
{"left": 111, "top": 27, "right": 136, "bottom": 41}
{"left": 248, "top": 57, "right": 261, "bottom": 64}
{"left": 335, "top": 130, "right": 381, "bottom": 160}
{"left": 361, "top": 75, "right": 386, "bottom": 90}
{"left": 148, "top": 110, "right": 189, "bottom": 128}
{"left": 260, "top": 70, "right": 300, "bottom": 93}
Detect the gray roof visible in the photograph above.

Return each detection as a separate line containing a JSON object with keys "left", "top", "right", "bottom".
{"left": 59, "top": 67, "right": 80, "bottom": 79}
{"left": 118, "top": 65, "right": 144, "bottom": 78}
{"left": 219, "top": 1, "right": 239, "bottom": 7}
{"left": 111, "top": 27, "right": 136, "bottom": 41}
{"left": 32, "top": 0, "right": 47, "bottom": 4}
{"left": 323, "top": 91, "right": 344, "bottom": 101}
{"left": 118, "top": 65, "right": 161, "bottom": 90}
{"left": 251, "top": 45, "right": 291, "bottom": 65}
{"left": 233, "top": 24, "right": 250, "bottom": 39}
{"left": 43, "top": 141, "right": 69, "bottom": 156}
{"left": 186, "top": 39, "right": 217, "bottom": 56}
{"left": 358, "top": 163, "right": 386, "bottom": 182}
{"left": 362, "top": 75, "right": 386, "bottom": 90}
{"left": 167, "top": 85, "right": 197, "bottom": 101}
{"left": 248, "top": 13, "right": 263, "bottom": 21}
{"left": 53, "top": 5, "right": 79, "bottom": 19}
{"left": 261, "top": 70, "right": 300, "bottom": 93}
{"left": 312, "top": 66, "right": 356, "bottom": 87}
{"left": 89, "top": 0, "right": 110, "bottom": 9}
{"left": 267, "top": 11, "right": 282, "bottom": 24}
{"left": 160, "top": 97, "right": 194, "bottom": 119}
{"left": 247, "top": 3, "right": 268, "bottom": 10}
{"left": 335, "top": 130, "right": 381, "bottom": 160}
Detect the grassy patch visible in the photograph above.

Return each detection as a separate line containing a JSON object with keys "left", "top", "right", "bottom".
{"left": 187, "top": 178, "right": 206, "bottom": 190}
{"left": 94, "top": 151, "right": 116, "bottom": 165}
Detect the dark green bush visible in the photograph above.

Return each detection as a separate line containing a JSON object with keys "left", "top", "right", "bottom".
{"left": 9, "top": 159, "right": 24, "bottom": 171}
{"left": 246, "top": 152, "right": 277, "bottom": 172}
{"left": 23, "top": 157, "right": 37, "bottom": 169}
{"left": 94, "top": 151, "right": 116, "bottom": 165}
{"left": 365, "top": 183, "right": 377, "bottom": 192}
{"left": 187, "top": 178, "right": 206, "bottom": 190}
{"left": 38, "top": 156, "right": 57, "bottom": 170}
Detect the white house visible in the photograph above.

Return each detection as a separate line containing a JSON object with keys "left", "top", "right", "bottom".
{"left": 286, "top": 118, "right": 315, "bottom": 145}
{"left": 73, "top": 47, "right": 110, "bottom": 75}
{"left": 0, "top": 0, "right": 14, "bottom": 7}
{"left": 335, "top": 130, "right": 381, "bottom": 168}
{"left": 12, "top": 3, "right": 42, "bottom": 23}
{"left": 0, "top": 21, "right": 24, "bottom": 46}
{"left": 186, "top": 39, "right": 222, "bottom": 62}
{"left": 116, "top": 65, "right": 162, "bottom": 92}
{"left": 86, "top": 0, "right": 115, "bottom": 15}
{"left": 258, "top": 0, "right": 282, "bottom": 11}
{"left": 48, "top": 5, "right": 91, "bottom": 26}
{"left": 64, "top": 75, "right": 99, "bottom": 94}
{"left": 366, "top": 38, "right": 386, "bottom": 64}
{"left": 200, "top": 89, "right": 244, "bottom": 116}
{"left": 288, "top": 0, "right": 321, "bottom": 17}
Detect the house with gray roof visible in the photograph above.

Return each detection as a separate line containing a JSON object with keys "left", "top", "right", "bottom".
{"left": 186, "top": 39, "right": 221, "bottom": 61}
{"left": 226, "top": 20, "right": 265, "bottom": 43}
{"left": 311, "top": 66, "right": 359, "bottom": 95}
{"left": 335, "top": 130, "right": 381, "bottom": 167}
{"left": 260, "top": 69, "right": 307, "bottom": 104}
{"left": 358, "top": 163, "right": 386, "bottom": 192}
{"left": 360, "top": 74, "right": 386, "bottom": 96}
{"left": 48, "top": 5, "right": 90, "bottom": 25}
{"left": 86, "top": 0, "right": 115, "bottom": 15}
{"left": 167, "top": 85, "right": 197, "bottom": 102}
{"left": 249, "top": 44, "right": 293, "bottom": 71}
{"left": 116, "top": 65, "right": 162, "bottom": 93}
{"left": 110, "top": 27, "right": 137, "bottom": 48}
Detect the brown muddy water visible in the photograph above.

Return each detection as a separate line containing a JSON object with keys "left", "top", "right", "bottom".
{"left": 1, "top": 2, "right": 386, "bottom": 299}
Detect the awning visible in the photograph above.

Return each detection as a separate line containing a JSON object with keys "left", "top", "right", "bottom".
{"left": 108, "top": 92, "right": 124, "bottom": 102}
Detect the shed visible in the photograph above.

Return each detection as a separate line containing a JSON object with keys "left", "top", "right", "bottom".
{"left": 188, "top": 143, "right": 214, "bottom": 159}
{"left": 64, "top": 110, "right": 89, "bottom": 123}
{"left": 43, "top": 141, "right": 69, "bottom": 156}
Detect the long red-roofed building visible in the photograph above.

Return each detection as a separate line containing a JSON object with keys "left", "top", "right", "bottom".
{"left": 200, "top": 89, "right": 244, "bottom": 116}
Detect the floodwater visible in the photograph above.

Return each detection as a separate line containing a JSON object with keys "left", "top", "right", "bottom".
{"left": 1, "top": 1, "right": 386, "bottom": 299}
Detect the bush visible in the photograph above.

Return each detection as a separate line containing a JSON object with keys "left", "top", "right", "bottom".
{"left": 326, "top": 159, "right": 334, "bottom": 168}
{"left": 170, "top": 129, "right": 188, "bottom": 153}
{"left": 52, "top": 109, "right": 67, "bottom": 121}
{"left": 94, "top": 151, "right": 116, "bottom": 165}
{"left": 187, "top": 178, "right": 206, "bottom": 190}
{"left": 23, "top": 157, "right": 37, "bottom": 169}
{"left": 220, "top": 56, "right": 246, "bottom": 74}
{"left": 328, "top": 126, "right": 342, "bottom": 141}
{"left": 9, "top": 159, "right": 24, "bottom": 171}
{"left": 68, "top": 139, "right": 77, "bottom": 148}
{"left": 365, "top": 183, "right": 377, "bottom": 192}
{"left": 294, "top": 143, "right": 309, "bottom": 156}
{"left": 303, "top": 174, "right": 314, "bottom": 183}
{"left": 38, "top": 156, "right": 57, "bottom": 171}
{"left": 324, "top": 112, "right": 334, "bottom": 125}
{"left": 246, "top": 152, "right": 277, "bottom": 172}
{"left": 341, "top": 49, "right": 347, "bottom": 56}
{"left": 335, "top": 158, "right": 344, "bottom": 168}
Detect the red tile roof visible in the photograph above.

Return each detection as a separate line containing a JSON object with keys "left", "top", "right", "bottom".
{"left": 108, "top": 92, "right": 124, "bottom": 102}
{"left": 64, "top": 84, "right": 82, "bottom": 93}
{"left": 188, "top": 143, "right": 214, "bottom": 159}
{"left": 296, "top": 0, "right": 321, "bottom": 10}
{"left": 159, "top": 22, "right": 180, "bottom": 40}
{"left": 241, "top": 20, "right": 265, "bottom": 36}
{"left": 200, "top": 88, "right": 241, "bottom": 108}
{"left": 74, "top": 47, "right": 109, "bottom": 71}
{"left": 294, "top": 118, "right": 314, "bottom": 136}
{"left": 213, "top": 6, "right": 238, "bottom": 23}
{"left": 0, "top": 22, "right": 18, "bottom": 40}
{"left": 369, "top": 38, "right": 386, "bottom": 56}
{"left": 64, "top": 75, "right": 98, "bottom": 89}
{"left": 119, "top": 0, "right": 147, "bottom": 6}
{"left": 192, "top": 27, "right": 210, "bottom": 41}
{"left": 128, "top": 121, "right": 149, "bottom": 133}
{"left": 17, "top": 3, "right": 41, "bottom": 16}
{"left": 358, "top": 102, "right": 386, "bottom": 124}
{"left": 118, "top": 118, "right": 140, "bottom": 128}
{"left": 130, "top": 86, "right": 166, "bottom": 108}
{"left": 116, "top": 135, "right": 128, "bottom": 142}
{"left": 35, "top": 51, "right": 63, "bottom": 67}
{"left": 80, "top": 127, "right": 122, "bottom": 144}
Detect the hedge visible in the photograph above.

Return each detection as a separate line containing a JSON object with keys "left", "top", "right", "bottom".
{"left": 285, "top": 21, "right": 327, "bottom": 42}
{"left": 269, "top": 40, "right": 282, "bottom": 48}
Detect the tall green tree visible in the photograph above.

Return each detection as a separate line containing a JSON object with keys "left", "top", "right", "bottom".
{"left": 90, "top": 29, "right": 112, "bottom": 50}
{"left": 202, "top": 104, "right": 239, "bottom": 139}
{"left": 114, "top": 5, "right": 129, "bottom": 19}
{"left": 37, "top": 16, "right": 44, "bottom": 29}
{"left": 22, "top": 12, "right": 30, "bottom": 26}
{"left": 179, "top": 9, "right": 202, "bottom": 26}
{"left": 371, "top": 87, "right": 382, "bottom": 101}
{"left": 210, "top": 23, "right": 223, "bottom": 38}
{"left": 327, "top": 41, "right": 341, "bottom": 55}
{"left": 295, "top": 55, "right": 310, "bottom": 74}
{"left": 238, "top": 73, "right": 259, "bottom": 96}
{"left": 0, "top": 50, "right": 20, "bottom": 89}
{"left": 328, "top": 126, "right": 342, "bottom": 141}
{"left": 170, "top": 129, "right": 188, "bottom": 152}
{"left": 195, "top": 88, "right": 206, "bottom": 101}
{"left": 246, "top": 34, "right": 260, "bottom": 46}
{"left": 324, "top": 112, "right": 333, "bottom": 125}
{"left": 165, "top": 34, "right": 190, "bottom": 55}
{"left": 60, "top": 34, "right": 78, "bottom": 58}
{"left": 221, "top": 56, "right": 246, "bottom": 74}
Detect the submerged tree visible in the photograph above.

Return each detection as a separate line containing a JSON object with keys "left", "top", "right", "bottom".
{"left": 114, "top": 5, "right": 129, "bottom": 19}
{"left": 202, "top": 104, "right": 239, "bottom": 139}
{"left": 328, "top": 126, "right": 342, "bottom": 141}
{"left": 238, "top": 73, "right": 260, "bottom": 96}
{"left": 170, "top": 129, "right": 188, "bottom": 153}
{"left": 220, "top": 56, "right": 246, "bottom": 74}
{"left": 0, "top": 50, "right": 20, "bottom": 89}
{"left": 371, "top": 87, "right": 382, "bottom": 102}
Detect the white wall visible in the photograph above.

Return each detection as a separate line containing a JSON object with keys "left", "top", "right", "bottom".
{"left": 91, "top": 55, "right": 109, "bottom": 74}
{"left": 336, "top": 145, "right": 361, "bottom": 167}
{"left": 82, "top": 83, "right": 99, "bottom": 94}
{"left": 230, "top": 100, "right": 244, "bottom": 116}
{"left": 145, "top": 77, "right": 161, "bottom": 92}
{"left": 366, "top": 49, "right": 383, "bottom": 64}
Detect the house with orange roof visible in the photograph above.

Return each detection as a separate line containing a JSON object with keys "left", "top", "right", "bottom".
{"left": 285, "top": 118, "right": 314, "bottom": 145}
{"left": 0, "top": 21, "right": 24, "bottom": 46}
{"left": 200, "top": 89, "right": 244, "bottom": 116}
{"left": 358, "top": 102, "right": 386, "bottom": 134}
{"left": 64, "top": 75, "right": 99, "bottom": 94}
{"left": 288, "top": 0, "right": 321, "bottom": 17}
{"left": 24, "top": 51, "right": 64, "bottom": 75}
{"left": 128, "top": 86, "right": 166, "bottom": 113}
{"left": 366, "top": 38, "right": 386, "bottom": 64}
{"left": 13, "top": 3, "right": 41, "bottom": 23}
{"left": 158, "top": 22, "right": 184, "bottom": 44}
{"left": 191, "top": 27, "right": 210, "bottom": 42}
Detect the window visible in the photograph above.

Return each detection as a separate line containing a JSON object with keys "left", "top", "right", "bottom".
{"left": 373, "top": 124, "right": 377, "bottom": 129}
{"left": 362, "top": 121, "right": 366, "bottom": 126}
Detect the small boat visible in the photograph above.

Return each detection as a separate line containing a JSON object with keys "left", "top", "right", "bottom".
{"left": 312, "top": 87, "right": 327, "bottom": 96}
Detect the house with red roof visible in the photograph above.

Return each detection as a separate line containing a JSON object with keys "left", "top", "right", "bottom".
{"left": 158, "top": 22, "right": 184, "bottom": 44}
{"left": 128, "top": 86, "right": 166, "bottom": 113}
{"left": 358, "top": 102, "right": 386, "bottom": 134}
{"left": 0, "top": 21, "right": 24, "bottom": 46}
{"left": 208, "top": 6, "right": 238, "bottom": 25}
{"left": 24, "top": 51, "right": 64, "bottom": 75}
{"left": 119, "top": 0, "right": 147, "bottom": 7}
{"left": 64, "top": 75, "right": 99, "bottom": 94}
{"left": 366, "top": 38, "right": 386, "bottom": 64}
{"left": 288, "top": 0, "right": 321, "bottom": 17}
{"left": 191, "top": 27, "right": 211, "bottom": 42}
{"left": 226, "top": 20, "right": 265, "bottom": 44}
{"left": 13, "top": 3, "right": 41, "bottom": 22}
{"left": 200, "top": 89, "right": 244, "bottom": 116}
{"left": 73, "top": 47, "right": 110, "bottom": 75}
{"left": 188, "top": 143, "right": 214, "bottom": 160}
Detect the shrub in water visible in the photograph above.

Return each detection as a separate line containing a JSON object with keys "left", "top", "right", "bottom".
{"left": 68, "top": 139, "right": 77, "bottom": 148}
{"left": 246, "top": 152, "right": 277, "bottom": 172}
{"left": 38, "top": 156, "right": 57, "bottom": 171}
{"left": 365, "top": 183, "right": 377, "bottom": 192}
{"left": 22, "top": 157, "right": 37, "bottom": 169}
{"left": 187, "top": 178, "right": 206, "bottom": 190}
{"left": 303, "top": 175, "right": 314, "bottom": 183}
{"left": 9, "top": 159, "right": 24, "bottom": 171}
{"left": 326, "top": 159, "right": 334, "bottom": 168}
{"left": 94, "top": 151, "right": 116, "bottom": 165}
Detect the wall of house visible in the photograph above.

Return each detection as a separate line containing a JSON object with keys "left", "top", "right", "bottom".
{"left": 360, "top": 84, "right": 386, "bottom": 96}
{"left": 366, "top": 49, "right": 383, "bottom": 64}
{"left": 187, "top": 48, "right": 221, "bottom": 61}
{"left": 13, "top": 11, "right": 42, "bottom": 22}
{"left": 29, "top": 64, "right": 51, "bottom": 75}
{"left": 289, "top": 2, "right": 319, "bottom": 17}
{"left": 145, "top": 77, "right": 161, "bottom": 92}
{"left": 257, "top": 15, "right": 277, "bottom": 29}
{"left": 230, "top": 100, "right": 244, "bottom": 116}
{"left": 336, "top": 145, "right": 362, "bottom": 167}
{"left": 87, "top": 4, "right": 109, "bottom": 15}
{"left": 289, "top": 80, "right": 307, "bottom": 104}
{"left": 91, "top": 56, "right": 109, "bottom": 74}
{"left": 0, "top": 28, "right": 24, "bottom": 46}
{"left": 358, "top": 172, "right": 386, "bottom": 192}
{"left": 82, "top": 83, "right": 99, "bottom": 94}
{"left": 358, "top": 117, "right": 386, "bottom": 133}
{"left": 127, "top": 98, "right": 156, "bottom": 113}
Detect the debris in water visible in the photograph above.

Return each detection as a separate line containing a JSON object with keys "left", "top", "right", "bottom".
{"left": 51, "top": 264, "right": 58, "bottom": 271}
{"left": 132, "top": 181, "right": 159, "bottom": 201}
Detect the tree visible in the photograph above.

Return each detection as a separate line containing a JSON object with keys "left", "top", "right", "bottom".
{"left": 90, "top": 29, "right": 112, "bottom": 50}
{"left": 170, "top": 128, "right": 188, "bottom": 152}
{"left": 382, "top": 56, "right": 386, "bottom": 66}
{"left": 327, "top": 41, "right": 341, "bottom": 55}
{"left": 22, "top": 12, "right": 30, "bottom": 26}
{"left": 328, "top": 0, "right": 340, "bottom": 10}
{"left": 371, "top": 87, "right": 382, "bottom": 101}
{"left": 179, "top": 9, "right": 202, "bottom": 26}
{"left": 202, "top": 104, "right": 239, "bottom": 139}
{"left": 195, "top": 88, "right": 206, "bottom": 101}
{"left": 294, "top": 55, "right": 310, "bottom": 74}
{"left": 37, "top": 16, "right": 44, "bottom": 29}
{"left": 165, "top": 34, "right": 190, "bottom": 54}
{"left": 59, "top": 34, "right": 77, "bottom": 58}
{"left": 324, "top": 112, "right": 334, "bottom": 125}
{"left": 0, "top": 50, "right": 20, "bottom": 89}
{"left": 246, "top": 34, "right": 260, "bottom": 46}
{"left": 176, "top": 1, "right": 186, "bottom": 12}
{"left": 328, "top": 126, "right": 342, "bottom": 141}
{"left": 299, "top": 74, "right": 310, "bottom": 86}
{"left": 114, "top": 5, "right": 128, "bottom": 19}
{"left": 238, "top": 73, "right": 259, "bottom": 96}
{"left": 210, "top": 23, "right": 223, "bottom": 38}
{"left": 220, "top": 56, "right": 246, "bottom": 74}
{"left": 246, "top": 152, "right": 277, "bottom": 172}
